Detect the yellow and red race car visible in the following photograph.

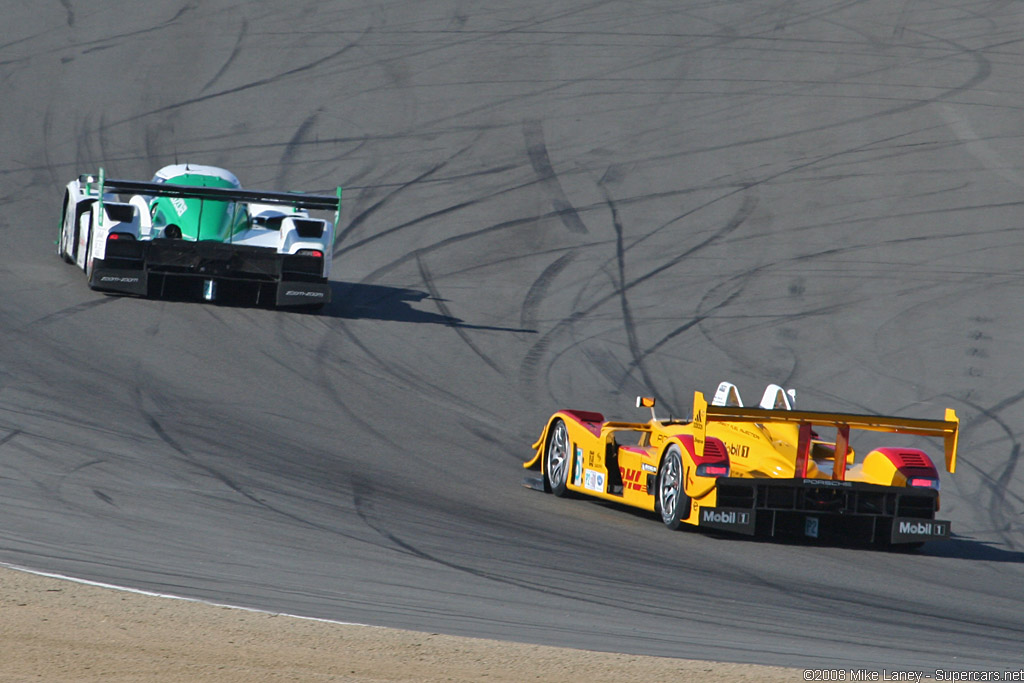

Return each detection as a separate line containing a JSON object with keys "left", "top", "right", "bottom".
{"left": 523, "top": 382, "right": 959, "bottom": 546}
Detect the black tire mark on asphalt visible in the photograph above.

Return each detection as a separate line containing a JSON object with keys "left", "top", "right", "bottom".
{"left": 277, "top": 110, "right": 321, "bottom": 190}
{"left": 348, "top": 477, "right": 729, "bottom": 625}
{"left": 141, "top": 407, "right": 382, "bottom": 544}
{"left": 256, "top": 318, "right": 401, "bottom": 451}
{"left": 319, "top": 314, "right": 507, "bottom": 426}
{"left": 103, "top": 31, "right": 368, "bottom": 129}
{"left": 523, "top": 119, "right": 588, "bottom": 234}
{"left": 334, "top": 158, "right": 455, "bottom": 255}
{"left": 602, "top": 183, "right": 658, "bottom": 397}
{"left": 333, "top": 131, "right": 502, "bottom": 258}
{"left": 332, "top": 143, "right": 598, "bottom": 268}
{"left": 201, "top": 17, "right": 247, "bottom": 93}
{"left": 145, "top": 406, "right": 287, "bottom": 511}
{"left": 953, "top": 393, "right": 1024, "bottom": 547}
{"left": 0, "top": 429, "right": 22, "bottom": 449}
{"left": 45, "top": 457, "right": 121, "bottom": 517}
{"left": 385, "top": 17, "right": 753, "bottom": 138}
{"left": 774, "top": 1, "right": 792, "bottom": 32}
{"left": 40, "top": 103, "right": 63, "bottom": 194}
{"left": 893, "top": 0, "right": 917, "bottom": 39}
{"left": 59, "top": 0, "right": 74, "bottom": 27}
{"left": 23, "top": 298, "right": 116, "bottom": 331}
{"left": 416, "top": 254, "right": 504, "bottom": 376}
{"left": 66, "top": 3, "right": 200, "bottom": 55}
{"left": 609, "top": 190, "right": 760, "bottom": 409}
{"left": 601, "top": 113, "right": 1000, "bottom": 401}
{"left": 359, "top": 208, "right": 599, "bottom": 287}
{"left": 92, "top": 489, "right": 116, "bottom": 506}
{"left": 520, "top": 252, "right": 575, "bottom": 332}
{"left": 609, "top": 21, "right": 995, "bottom": 172}
{"left": 518, "top": 186, "right": 758, "bottom": 396}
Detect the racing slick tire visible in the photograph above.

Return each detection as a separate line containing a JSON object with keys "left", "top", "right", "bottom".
{"left": 59, "top": 190, "right": 74, "bottom": 263}
{"left": 82, "top": 213, "right": 96, "bottom": 287}
{"left": 656, "top": 444, "right": 690, "bottom": 530}
{"left": 544, "top": 418, "right": 571, "bottom": 497}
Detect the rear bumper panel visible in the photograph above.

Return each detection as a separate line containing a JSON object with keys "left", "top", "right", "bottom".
{"left": 91, "top": 267, "right": 147, "bottom": 295}
{"left": 276, "top": 281, "right": 331, "bottom": 306}
{"left": 90, "top": 240, "right": 330, "bottom": 306}
{"left": 703, "top": 477, "right": 948, "bottom": 544}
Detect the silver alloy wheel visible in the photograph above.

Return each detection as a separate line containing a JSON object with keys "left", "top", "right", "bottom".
{"left": 659, "top": 446, "right": 683, "bottom": 525}
{"left": 546, "top": 419, "right": 570, "bottom": 495}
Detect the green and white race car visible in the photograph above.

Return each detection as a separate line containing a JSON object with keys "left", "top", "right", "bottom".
{"left": 58, "top": 164, "right": 340, "bottom": 308}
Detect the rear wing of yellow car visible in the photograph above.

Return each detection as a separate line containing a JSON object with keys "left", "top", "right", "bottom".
{"left": 690, "top": 391, "right": 959, "bottom": 478}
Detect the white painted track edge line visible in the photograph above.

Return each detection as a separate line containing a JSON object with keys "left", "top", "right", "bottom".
{"left": 0, "top": 561, "right": 378, "bottom": 629}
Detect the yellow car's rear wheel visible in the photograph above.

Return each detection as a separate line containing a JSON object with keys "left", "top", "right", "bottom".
{"left": 545, "top": 419, "right": 570, "bottom": 497}
{"left": 657, "top": 445, "right": 689, "bottom": 530}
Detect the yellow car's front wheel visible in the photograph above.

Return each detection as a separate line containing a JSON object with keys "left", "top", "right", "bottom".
{"left": 657, "top": 445, "right": 689, "bottom": 530}
{"left": 545, "top": 418, "right": 570, "bottom": 497}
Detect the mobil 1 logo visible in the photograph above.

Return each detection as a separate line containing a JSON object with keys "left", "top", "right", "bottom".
{"left": 699, "top": 507, "right": 756, "bottom": 535}
{"left": 890, "top": 517, "right": 950, "bottom": 543}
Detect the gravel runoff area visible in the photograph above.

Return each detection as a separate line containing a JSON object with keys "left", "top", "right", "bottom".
{"left": 0, "top": 566, "right": 803, "bottom": 682}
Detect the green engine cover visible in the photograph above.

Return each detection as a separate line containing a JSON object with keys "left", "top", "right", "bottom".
{"left": 149, "top": 173, "right": 249, "bottom": 242}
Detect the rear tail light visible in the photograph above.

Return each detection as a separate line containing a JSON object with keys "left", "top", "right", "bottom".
{"left": 696, "top": 463, "right": 729, "bottom": 478}
{"left": 909, "top": 477, "right": 940, "bottom": 490}
{"left": 107, "top": 232, "right": 136, "bottom": 241}
{"left": 297, "top": 249, "right": 323, "bottom": 258}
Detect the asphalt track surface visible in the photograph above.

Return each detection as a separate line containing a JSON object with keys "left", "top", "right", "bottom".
{"left": 2, "top": 1, "right": 1023, "bottom": 672}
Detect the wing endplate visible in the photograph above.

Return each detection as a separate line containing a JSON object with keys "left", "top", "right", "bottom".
{"left": 692, "top": 391, "right": 708, "bottom": 458}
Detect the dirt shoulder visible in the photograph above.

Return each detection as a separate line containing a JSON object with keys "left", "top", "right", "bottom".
{"left": 0, "top": 566, "right": 800, "bottom": 682}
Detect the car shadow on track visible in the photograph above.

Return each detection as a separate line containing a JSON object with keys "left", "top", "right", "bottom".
{"left": 136, "top": 279, "right": 535, "bottom": 332}
{"left": 318, "top": 281, "right": 536, "bottom": 332}
{"left": 912, "top": 536, "right": 1024, "bottom": 563}
{"left": 700, "top": 530, "right": 1024, "bottom": 559}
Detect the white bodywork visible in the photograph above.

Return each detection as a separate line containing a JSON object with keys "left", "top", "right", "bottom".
{"left": 58, "top": 165, "right": 336, "bottom": 283}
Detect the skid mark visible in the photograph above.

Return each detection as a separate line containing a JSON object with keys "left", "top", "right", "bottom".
{"left": 0, "top": 429, "right": 22, "bottom": 449}
{"left": 201, "top": 17, "right": 247, "bottom": 93}
{"left": 416, "top": 255, "right": 504, "bottom": 376}
{"left": 23, "top": 298, "right": 115, "bottom": 330}
{"left": 520, "top": 252, "right": 576, "bottom": 332}
{"left": 334, "top": 158, "right": 455, "bottom": 254}
{"left": 952, "top": 395, "right": 1024, "bottom": 548}
{"left": 518, "top": 189, "right": 758, "bottom": 393}
{"left": 277, "top": 110, "right": 321, "bottom": 189}
{"left": 523, "top": 119, "right": 588, "bottom": 234}
{"left": 104, "top": 28, "right": 369, "bottom": 129}
{"left": 603, "top": 183, "right": 658, "bottom": 396}
{"left": 58, "top": 0, "right": 74, "bottom": 27}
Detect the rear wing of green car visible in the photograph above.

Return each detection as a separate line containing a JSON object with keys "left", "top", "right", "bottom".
{"left": 690, "top": 391, "right": 959, "bottom": 478}
{"left": 80, "top": 168, "right": 343, "bottom": 227}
